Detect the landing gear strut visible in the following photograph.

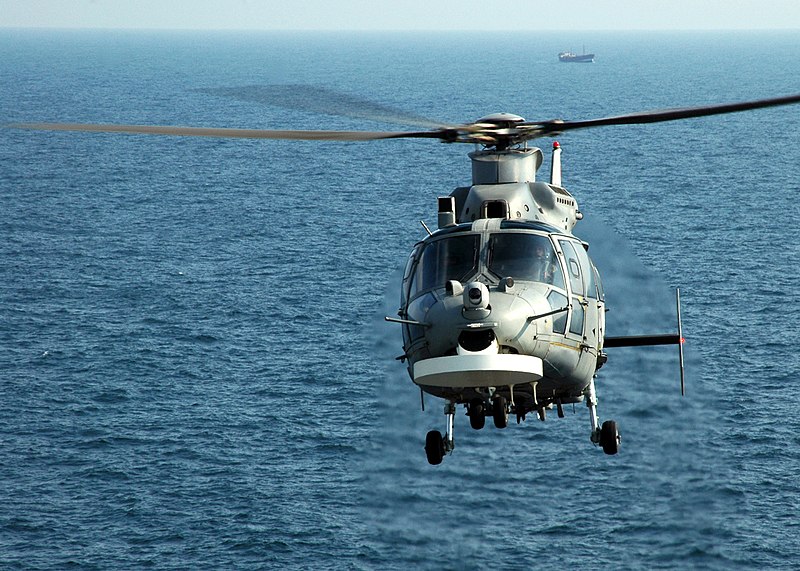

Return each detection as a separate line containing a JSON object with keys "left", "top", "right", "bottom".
{"left": 586, "top": 377, "right": 620, "bottom": 455}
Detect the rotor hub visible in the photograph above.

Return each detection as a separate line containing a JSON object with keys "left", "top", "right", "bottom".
{"left": 474, "top": 113, "right": 526, "bottom": 127}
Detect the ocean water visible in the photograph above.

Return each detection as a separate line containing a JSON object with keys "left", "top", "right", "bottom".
{"left": 1, "top": 29, "right": 799, "bottom": 570}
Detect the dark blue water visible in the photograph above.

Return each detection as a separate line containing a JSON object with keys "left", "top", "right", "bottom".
{"left": 2, "top": 29, "right": 799, "bottom": 570}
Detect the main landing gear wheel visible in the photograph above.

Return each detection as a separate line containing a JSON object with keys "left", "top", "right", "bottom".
{"left": 424, "top": 402, "right": 456, "bottom": 465}
{"left": 586, "top": 377, "right": 620, "bottom": 456}
{"left": 600, "top": 420, "right": 620, "bottom": 455}
{"left": 425, "top": 430, "right": 445, "bottom": 465}
{"left": 493, "top": 396, "right": 508, "bottom": 429}
{"left": 468, "top": 398, "right": 485, "bottom": 430}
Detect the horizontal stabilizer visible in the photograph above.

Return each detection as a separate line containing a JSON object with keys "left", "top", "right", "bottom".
{"left": 604, "top": 333, "right": 681, "bottom": 348}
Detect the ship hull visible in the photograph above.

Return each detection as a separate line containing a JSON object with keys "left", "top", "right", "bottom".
{"left": 559, "top": 52, "right": 595, "bottom": 63}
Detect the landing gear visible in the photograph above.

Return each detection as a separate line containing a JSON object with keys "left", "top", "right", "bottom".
{"left": 467, "top": 393, "right": 510, "bottom": 430}
{"left": 468, "top": 398, "right": 485, "bottom": 430}
{"left": 426, "top": 393, "right": 517, "bottom": 463}
{"left": 600, "top": 420, "right": 620, "bottom": 455}
{"left": 586, "top": 377, "right": 620, "bottom": 455}
{"left": 423, "top": 379, "right": 622, "bottom": 464}
{"left": 492, "top": 396, "right": 508, "bottom": 429}
{"left": 425, "top": 401, "right": 456, "bottom": 465}
{"left": 425, "top": 430, "right": 445, "bottom": 465}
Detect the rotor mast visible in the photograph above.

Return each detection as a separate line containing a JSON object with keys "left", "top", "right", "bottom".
{"left": 443, "top": 114, "right": 581, "bottom": 232}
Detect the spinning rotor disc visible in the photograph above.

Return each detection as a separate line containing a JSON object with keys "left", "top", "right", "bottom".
{"left": 9, "top": 89, "right": 800, "bottom": 150}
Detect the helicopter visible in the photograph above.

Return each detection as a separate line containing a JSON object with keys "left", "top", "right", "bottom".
{"left": 10, "top": 91, "right": 800, "bottom": 464}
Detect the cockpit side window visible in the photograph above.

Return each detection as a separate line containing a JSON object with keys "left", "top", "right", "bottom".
{"left": 403, "top": 246, "right": 419, "bottom": 282}
{"left": 401, "top": 245, "right": 421, "bottom": 306}
{"left": 488, "top": 233, "right": 565, "bottom": 288}
{"left": 411, "top": 234, "right": 479, "bottom": 295}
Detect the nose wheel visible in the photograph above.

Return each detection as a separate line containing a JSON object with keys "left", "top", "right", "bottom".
{"left": 492, "top": 395, "right": 509, "bottom": 429}
{"left": 467, "top": 398, "right": 486, "bottom": 430}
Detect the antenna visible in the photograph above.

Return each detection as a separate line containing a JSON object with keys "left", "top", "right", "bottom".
{"left": 550, "top": 141, "right": 562, "bottom": 186}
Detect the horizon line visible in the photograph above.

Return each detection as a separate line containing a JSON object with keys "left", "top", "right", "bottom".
{"left": 1, "top": 26, "right": 799, "bottom": 33}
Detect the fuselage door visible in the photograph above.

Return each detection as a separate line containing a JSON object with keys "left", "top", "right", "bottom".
{"left": 557, "top": 239, "right": 588, "bottom": 339}
{"left": 557, "top": 238, "right": 604, "bottom": 351}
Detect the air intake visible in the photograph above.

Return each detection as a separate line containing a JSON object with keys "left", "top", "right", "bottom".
{"left": 469, "top": 148, "right": 543, "bottom": 185}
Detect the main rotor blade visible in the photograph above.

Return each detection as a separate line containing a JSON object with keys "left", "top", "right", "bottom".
{"left": 8, "top": 122, "right": 443, "bottom": 141}
{"left": 194, "top": 85, "right": 450, "bottom": 130}
{"left": 16, "top": 92, "right": 799, "bottom": 147}
{"left": 532, "top": 92, "right": 800, "bottom": 136}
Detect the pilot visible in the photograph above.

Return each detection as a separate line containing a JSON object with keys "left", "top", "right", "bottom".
{"left": 533, "top": 242, "right": 556, "bottom": 284}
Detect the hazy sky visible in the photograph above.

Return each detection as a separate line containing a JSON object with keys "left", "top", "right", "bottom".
{"left": 1, "top": 0, "right": 799, "bottom": 30}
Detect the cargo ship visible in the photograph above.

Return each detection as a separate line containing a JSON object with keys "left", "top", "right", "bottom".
{"left": 559, "top": 51, "right": 595, "bottom": 63}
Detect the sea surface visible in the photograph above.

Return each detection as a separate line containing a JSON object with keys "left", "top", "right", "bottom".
{"left": 1, "top": 29, "right": 799, "bottom": 570}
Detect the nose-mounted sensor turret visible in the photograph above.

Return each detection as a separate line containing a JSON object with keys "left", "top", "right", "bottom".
{"left": 462, "top": 281, "right": 490, "bottom": 318}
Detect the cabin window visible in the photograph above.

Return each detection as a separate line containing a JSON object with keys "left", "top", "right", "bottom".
{"left": 411, "top": 234, "right": 479, "bottom": 295}
{"left": 569, "top": 301, "right": 585, "bottom": 335}
{"left": 487, "top": 233, "right": 565, "bottom": 288}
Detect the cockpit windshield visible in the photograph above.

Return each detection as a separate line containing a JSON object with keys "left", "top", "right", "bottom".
{"left": 488, "top": 233, "right": 565, "bottom": 287}
{"left": 412, "top": 234, "right": 479, "bottom": 294}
